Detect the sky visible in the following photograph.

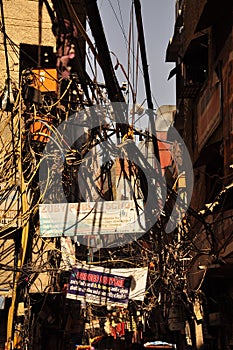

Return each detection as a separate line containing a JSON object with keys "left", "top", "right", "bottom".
{"left": 97, "top": 0, "right": 176, "bottom": 109}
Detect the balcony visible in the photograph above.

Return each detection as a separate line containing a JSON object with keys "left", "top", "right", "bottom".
{"left": 176, "top": 33, "right": 208, "bottom": 99}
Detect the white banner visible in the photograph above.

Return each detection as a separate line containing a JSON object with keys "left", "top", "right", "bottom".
{"left": 60, "top": 237, "right": 76, "bottom": 270}
{"left": 0, "top": 185, "right": 20, "bottom": 228}
{"left": 39, "top": 200, "right": 145, "bottom": 238}
{"left": 66, "top": 263, "right": 148, "bottom": 305}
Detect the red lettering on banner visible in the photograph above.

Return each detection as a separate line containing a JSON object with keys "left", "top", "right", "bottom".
{"left": 79, "top": 272, "right": 87, "bottom": 280}
{"left": 103, "top": 276, "right": 108, "bottom": 285}
{"left": 108, "top": 277, "right": 114, "bottom": 285}
{"left": 76, "top": 272, "right": 126, "bottom": 288}
{"left": 114, "top": 279, "right": 124, "bottom": 287}
{"left": 87, "top": 274, "right": 99, "bottom": 283}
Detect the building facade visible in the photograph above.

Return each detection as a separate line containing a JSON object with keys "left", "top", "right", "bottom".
{"left": 166, "top": 1, "right": 233, "bottom": 349}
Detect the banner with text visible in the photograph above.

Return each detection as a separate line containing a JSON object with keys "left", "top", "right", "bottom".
{"left": 67, "top": 266, "right": 131, "bottom": 307}
{"left": 66, "top": 264, "right": 148, "bottom": 306}
{"left": 39, "top": 199, "right": 145, "bottom": 238}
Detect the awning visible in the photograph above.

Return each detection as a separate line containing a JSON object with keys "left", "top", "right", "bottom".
{"left": 144, "top": 341, "right": 176, "bottom": 349}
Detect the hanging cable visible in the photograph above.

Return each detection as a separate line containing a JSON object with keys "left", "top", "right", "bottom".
{"left": 0, "top": 0, "right": 10, "bottom": 85}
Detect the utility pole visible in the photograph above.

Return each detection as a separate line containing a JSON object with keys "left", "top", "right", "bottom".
{"left": 83, "top": 0, "right": 128, "bottom": 138}
{"left": 133, "top": 0, "right": 160, "bottom": 164}
{"left": 134, "top": 0, "right": 164, "bottom": 278}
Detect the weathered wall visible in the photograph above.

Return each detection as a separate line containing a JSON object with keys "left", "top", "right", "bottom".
{"left": 0, "top": 0, "right": 55, "bottom": 90}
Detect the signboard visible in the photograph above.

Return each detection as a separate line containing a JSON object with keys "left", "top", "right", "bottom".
{"left": 66, "top": 264, "right": 148, "bottom": 306}
{"left": 39, "top": 199, "right": 145, "bottom": 238}
{"left": 0, "top": 185, "right": 20, "bottom": 228}
{"left": 67, "top": 266, "right": 131, "bottom": 307}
